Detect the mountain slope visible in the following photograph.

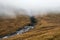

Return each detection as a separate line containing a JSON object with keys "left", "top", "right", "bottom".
{"left": 2, "top": 13, "right": 60, "bottom": 40}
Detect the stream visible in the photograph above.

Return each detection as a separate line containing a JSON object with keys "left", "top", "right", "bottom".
{"left": 0, "top": 16, "right": 37, "bottom": 39}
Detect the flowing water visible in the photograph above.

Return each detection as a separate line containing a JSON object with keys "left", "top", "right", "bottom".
{"left": 0, "top": 16, "right": 37, "bottom": 39}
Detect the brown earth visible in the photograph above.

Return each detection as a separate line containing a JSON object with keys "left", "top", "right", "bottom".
{"left": 0, "top": 15, "right": 30, "bottom": 37}
{"left": 2, "top": 13, "right": 60, "bottom": 40}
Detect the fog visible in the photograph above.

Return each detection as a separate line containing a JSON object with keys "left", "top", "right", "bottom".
{"left": 0, "top": 0, "right": 60, "bottom": 17}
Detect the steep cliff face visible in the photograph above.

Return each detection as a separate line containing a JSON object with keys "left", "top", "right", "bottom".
{"left": 2, "top": 13, "right": 60, "bottom": 40}
{"left": 0, "top": 15, "right": 30, "bottom": 38}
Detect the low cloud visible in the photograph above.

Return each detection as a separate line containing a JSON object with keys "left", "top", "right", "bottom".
{"left": 0, "top": 0, "right": 60, "bottom": 17}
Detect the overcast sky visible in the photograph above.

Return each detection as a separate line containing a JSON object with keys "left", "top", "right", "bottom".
{"left": 0, "top": 0, "right": 60, "bottom": 9}
{"left": 0, "top": 0, "right": 60, "bottom": 16}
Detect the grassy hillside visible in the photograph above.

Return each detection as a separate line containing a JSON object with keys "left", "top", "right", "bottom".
{"left": 0, "top": 15, "right": 30, "bottom": 37}
{"left": 2, "top": 13, "right": 60, "bottom": 40}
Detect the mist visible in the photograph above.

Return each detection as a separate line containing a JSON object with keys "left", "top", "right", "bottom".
{"left": 0, "top": 0, "right": 60, "bottom": 17}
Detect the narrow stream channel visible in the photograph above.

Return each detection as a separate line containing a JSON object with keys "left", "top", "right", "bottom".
{"left": 0, "top": 16, "right": 37, "bottom": 39}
